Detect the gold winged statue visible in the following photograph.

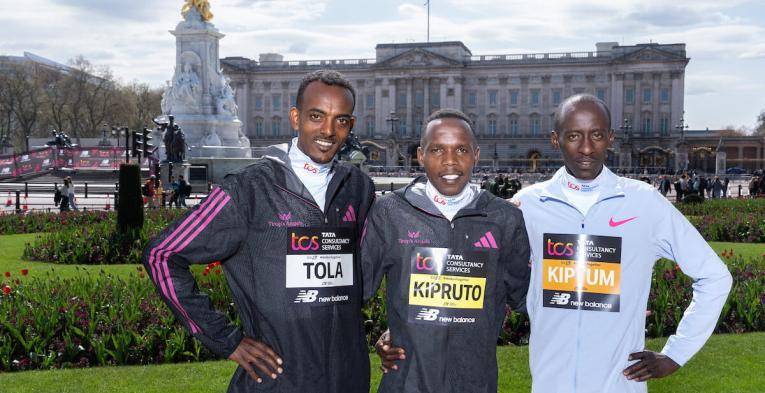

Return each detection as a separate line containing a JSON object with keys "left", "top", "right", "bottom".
{"left": 182, "top": 0, "right": 214, "bottom": 22}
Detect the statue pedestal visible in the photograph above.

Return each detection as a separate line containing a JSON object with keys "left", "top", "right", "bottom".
{"left": 160, "top": 162, "right": 191, "bottom": 187}
{"left": 160, "top": 7, "right": 250, "bottom": 160}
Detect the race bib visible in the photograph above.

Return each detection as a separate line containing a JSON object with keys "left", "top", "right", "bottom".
{"left": 407, "top": 247, "right": 488, "bottom": 326}
{"left": 286, "top": 227, "right": 355, "bottom": 306}
{"left": 542, "top": 233, "right": 622, "bottom": 312}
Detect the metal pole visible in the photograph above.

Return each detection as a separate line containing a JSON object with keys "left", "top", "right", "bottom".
{"left": 15, "top": 190, "right": 20, "bottom": 214}
{"left": 426, "top": 0, "right": 430, "bottom": 42}
{"left": 24, "top": 182, "right": 28, "bottom": 198}
{"left": 84, "top": 182, "right": 88, "bottom": 198}
{"left": 125, "top": 128, "right": 130, "bottom": 164}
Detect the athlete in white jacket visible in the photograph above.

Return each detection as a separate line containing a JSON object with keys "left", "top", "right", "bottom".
{"left": 515, "top": 94, "right": 732, "bottom": 393}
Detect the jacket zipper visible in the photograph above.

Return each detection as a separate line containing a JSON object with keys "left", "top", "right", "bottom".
{"left": 273, "top": 183, "right": 329, "bottom": 223}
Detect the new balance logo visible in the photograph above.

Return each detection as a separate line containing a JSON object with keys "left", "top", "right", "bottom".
{"left": 342, "top": 205, "right": 356, "bottom": 222}
{"left": 473, "top": 231, "right": 498, "bottom": 249}
{"left": 293, "top": 290, "right": 319, "bottom": 303}
{"left": 416, "top": 308, "right": 440, "bottom": 321}
{"left": 550, "top": 292, "right": 570, "bottom": 305}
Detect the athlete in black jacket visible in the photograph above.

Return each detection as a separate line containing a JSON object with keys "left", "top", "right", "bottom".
{"left": 143, "top": 71, "right": 374, "bottom": 392}
{"left": 362, "top": 110, "right": 530, "bottom": 393}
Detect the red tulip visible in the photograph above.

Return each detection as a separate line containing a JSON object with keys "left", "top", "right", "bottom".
{"left": 215, "top": 269, "right": 222, "bottom": 275}
{"left": 3, "top": 272, "right": 9, "bottom": 278}
{"left": 20, "top": 269, "right": 28, "bottom": 276}
{"left": 721, "top": 250, "right": 727, "bottom": 258}
{"left": 2, "top": 286, "right": 10, "bottom": 295}
{"left": 139, "top": 272, "right": 145, "bottom": 279}
{"left": 14, "top": 279, "right": 20, "bottom": 285}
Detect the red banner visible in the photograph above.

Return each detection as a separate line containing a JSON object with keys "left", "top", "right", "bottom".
{"left": 0, "top": 146, "right": 142, "bottom": 179}
{"left": 0, "top": 155, "right": 14, "bottom": 178}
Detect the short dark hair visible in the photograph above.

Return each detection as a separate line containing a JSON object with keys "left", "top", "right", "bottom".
{"left": 295, "top": 70, "right": 356, "bottom": 111}
{"left": 420, "top": 109, "right": 478, "bottom": 148}
{"left": 553, "top": 93, "right": 611, "bottom": 132}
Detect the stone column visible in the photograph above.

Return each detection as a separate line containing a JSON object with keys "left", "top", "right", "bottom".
{"left": 454, "top": 77, "right": 463, "bottom": 112}
{"left": 375, "top": 80, "right": 383, "bottom": 138}
{"left": 406, "top": 78, "right": 413, "bottom": 137}
{"left": 611, "top": 73, "right": 624, "bottom": 132}
{"left": 423, "top": 78, "right": 430, "bottom": 117}
{"left": 716, "top": 149, "right": 727, "bottom": 175}
{"left": 440, "top": 78, "right": 448, "bottom": 110}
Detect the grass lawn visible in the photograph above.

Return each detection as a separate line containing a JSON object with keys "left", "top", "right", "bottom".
{"left": 708, "top": 241, "right": 764, "bottom": 259}
{"left": 0, "top": 333, "right": 762, "bottom": 393}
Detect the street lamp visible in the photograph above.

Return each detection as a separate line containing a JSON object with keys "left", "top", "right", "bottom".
{"left": 99, "top": 124, "right": 111, "bottom": 146}
{"left": 675, "top": 117, "right": 688, "bottom": 141}
{"left": 111, "top": 126, "right": 123, "bottom": 148}
{"left": 385, "top": 111, "right": 400, "bottom": 137}
{"left": 619, "top": 118, "right": 633, "bottom": 141}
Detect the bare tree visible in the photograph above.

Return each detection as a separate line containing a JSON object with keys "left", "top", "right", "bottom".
{"left": 0, "top": 63, "right": 44, "bottom": 151}
{"left": 756, "top": 110, "right": 765, "bottom": 136}
{"left": 41, "top": 70, "right": 71, "bottom": 136}
{"left": 124, "top": 81, "right": 162, "bottom": 130}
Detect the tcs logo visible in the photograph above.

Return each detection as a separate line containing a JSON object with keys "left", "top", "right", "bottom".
{"left": 415, "top": 253, "right": 441, "bottom": 271}
{"left": 567, "top": 181, "right": 581, "bottom": 191}
{"left": 291, "top": 232, "right": 319, "bottom": 251}
{"left": 433, "top": 195, "right": 446, "bottom": 205}
{"left": 547, "top": 238, "right": 574, "bottom": 257}
{"left": 303, "top": 163, "right": 318, "bottom": 174}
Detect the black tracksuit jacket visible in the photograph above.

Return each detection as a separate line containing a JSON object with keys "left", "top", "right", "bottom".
{"left": 362, "top": 178, "right": 530, "bottom": 393}
{"left": 143, "top": 143, "right": 375, "bottom": 392}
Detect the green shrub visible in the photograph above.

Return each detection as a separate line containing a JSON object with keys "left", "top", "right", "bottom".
{"left": 22, "top": 210, "right": 185, "bottom": 265}
{"left": 0, "top": 211, "right": 112, "bottom": 235}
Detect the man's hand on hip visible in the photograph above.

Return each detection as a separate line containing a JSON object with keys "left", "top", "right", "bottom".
{"left": 229, "top": 337, "right": 284, "bottom": 383}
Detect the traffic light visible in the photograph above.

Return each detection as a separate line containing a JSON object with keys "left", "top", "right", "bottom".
{"left": 130, "top": 129, "right": 140, "bottom": 160}
{"left": 141, "top": 128, "right": 156, "bottom": 156}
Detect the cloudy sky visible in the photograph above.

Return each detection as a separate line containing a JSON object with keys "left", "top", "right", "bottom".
{"left": 2, "top": 0, "right": 764, "bottom": 130}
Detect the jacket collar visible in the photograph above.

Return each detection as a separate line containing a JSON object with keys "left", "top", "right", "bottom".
{"left": 396, "top": 176, "right": 488, "bottom": 219}
{"left": 539, "top": 165, "right": 625, "bottom": 204}
{"left": 263, "top": 140, "right": 349, "bottom": 211}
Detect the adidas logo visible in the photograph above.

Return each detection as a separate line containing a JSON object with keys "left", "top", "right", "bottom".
{"left": 342, "top": 205, "right": 356, "bottom": 222}
{"left": 473, "top": 231, "right": 498, "bottom": 249}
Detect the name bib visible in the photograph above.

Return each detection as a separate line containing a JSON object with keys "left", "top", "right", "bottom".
{"left": 407, "top": 247, "right": 488, "bottom": 326}
{"left": 286, "top": 227, "right": 355, "bottom": 306}
{"left": 542, "top": 233, "right": 622, "bottom": 312}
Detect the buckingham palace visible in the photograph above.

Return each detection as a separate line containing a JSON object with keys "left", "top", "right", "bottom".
{"left": 222, "top": 41, "right": 765, "bottom": 173}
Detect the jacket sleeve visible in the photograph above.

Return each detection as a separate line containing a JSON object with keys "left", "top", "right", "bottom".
{"left": 503, "top": 207, "right": 532, "bottom": 312}
{"left": 142, "top": 179, "right": 247, "bottom": 358}
{"left": 651, "top": 191, "right": 732, "bottom": 366}
{"left": 361, "top": 201, "right": 388, "bottom": 303}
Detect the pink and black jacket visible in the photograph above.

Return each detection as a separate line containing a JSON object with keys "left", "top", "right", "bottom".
{"left": 143, "top": 143, "right": 375, "bottom": 393}
{"left": 361, "top": 178, "right": 531, "bottom": 393}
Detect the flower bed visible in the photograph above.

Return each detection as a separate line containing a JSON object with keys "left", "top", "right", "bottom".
{"left": 0, "top": 265, "right": 235, "bottom": 371}
{"left": 2, "top": 251, "right": 763, "bottom": 372}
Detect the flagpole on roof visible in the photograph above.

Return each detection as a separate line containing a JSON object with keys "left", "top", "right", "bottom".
{"left": 424, "top": 0, "right": 430, "bottom": 42}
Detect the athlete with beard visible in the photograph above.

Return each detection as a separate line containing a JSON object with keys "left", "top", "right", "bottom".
{"left": 144, "top": 70, "right": 375, "bottom": 393}
{"left": 361, "top": 109, "right": 531, "bottom": 393}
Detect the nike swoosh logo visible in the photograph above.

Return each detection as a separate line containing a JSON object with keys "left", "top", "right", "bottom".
{"left": 609, "top": 216, "right": 638, "bottom": 227}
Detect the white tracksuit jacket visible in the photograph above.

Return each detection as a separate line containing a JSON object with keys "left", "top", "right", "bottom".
{"left": 515, "top": 166, "right": 732, "bottom": 393}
